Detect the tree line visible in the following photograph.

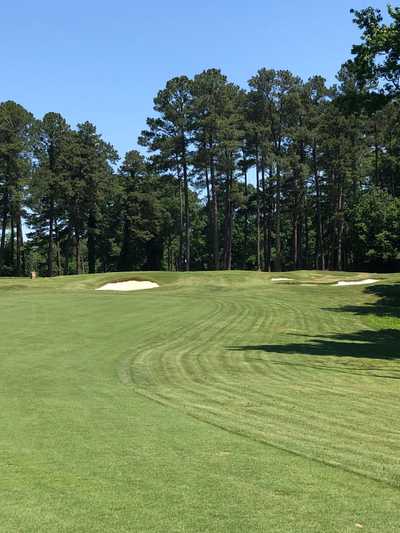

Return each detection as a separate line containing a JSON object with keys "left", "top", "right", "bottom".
{"left": 1, "top": 4, "right": 400, "bottom": 276}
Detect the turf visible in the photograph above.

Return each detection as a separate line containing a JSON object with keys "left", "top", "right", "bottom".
{"left": 1, "top": 270, "right": 400, "bottom": 532}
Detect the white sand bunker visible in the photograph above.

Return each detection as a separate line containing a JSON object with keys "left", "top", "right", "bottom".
{"left": 96, "top": 280, "right": 159, "bottom": 291}
{"left": 334, "top": 278, "right": 378, "bottom": 287}
{"left": 272, "top": 277, "right": 293, "bottom": 282}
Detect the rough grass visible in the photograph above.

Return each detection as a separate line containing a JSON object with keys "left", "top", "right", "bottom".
{"left": 1, "top": 270, "right": 400, "bottom": 532}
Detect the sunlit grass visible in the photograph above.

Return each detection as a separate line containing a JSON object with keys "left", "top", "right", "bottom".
{"left": 1, "top": 270, "right": 400, "bottom": 532}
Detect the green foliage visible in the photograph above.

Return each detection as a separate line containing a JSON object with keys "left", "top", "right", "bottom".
{"left": 0, "top": 101, "right": 36, "bottom": 275}
{"left": 348, "top": 4, "right": 400, "bottom": 96}
{"left": 1, "top": 4, "right": 400, "bottom": 276}
{"left": 117, "top": 151, "right": 165, "bottom": 270}
{"left": 350, "top": 187, "right": 400, "bottom": 264}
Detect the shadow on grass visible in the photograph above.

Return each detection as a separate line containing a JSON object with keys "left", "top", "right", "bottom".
{"left": 229, "top": 283, "right": 400, "bottom": 363}
{"left": 324, "top": 283, "right": 400, "bottom": 319}
{"left": 229, "top": 329, "right": 400, "bottom": 361}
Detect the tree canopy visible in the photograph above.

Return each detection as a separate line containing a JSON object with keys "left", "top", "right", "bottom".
{"left": 1, "top": 3, "right": 400, "bottom": 276}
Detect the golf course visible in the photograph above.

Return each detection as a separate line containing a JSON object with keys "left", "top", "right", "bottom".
{"left": 1, "top": 270, "right": 400, "bottom": 532}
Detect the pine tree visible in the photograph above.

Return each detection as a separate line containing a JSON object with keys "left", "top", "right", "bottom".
{"left": 0, "top": 101, "right": 35, "bottom": 275}
{"left": 139, "top": 76, "right": 193, "bottom": 270}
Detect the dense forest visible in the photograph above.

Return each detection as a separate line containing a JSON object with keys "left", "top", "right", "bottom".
{"left": 1, "top": 5, "right": 400, "bottom": 276}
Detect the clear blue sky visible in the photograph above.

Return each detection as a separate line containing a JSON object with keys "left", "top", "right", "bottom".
{"left": 1, "top": 0, "right": 392, "bottom": 159}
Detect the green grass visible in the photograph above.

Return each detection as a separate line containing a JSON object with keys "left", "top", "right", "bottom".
{"left": 1, "top": 270, "right": 400, "bottom": 532}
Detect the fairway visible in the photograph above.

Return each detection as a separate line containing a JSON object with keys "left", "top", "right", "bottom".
{"left": 1, "top": 271, "right": 400, "bottom": 532}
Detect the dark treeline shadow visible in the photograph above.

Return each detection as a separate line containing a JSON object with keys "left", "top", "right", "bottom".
{"left": 323, "top": 283, "right": 400, "bottom": 319}
{"left": 229, "top": 283, "right": 400, "bottom": 363}
{"left": 228, "top": 329, "right": 400, "bottom": 361}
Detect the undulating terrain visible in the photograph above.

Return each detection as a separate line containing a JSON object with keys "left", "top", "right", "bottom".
{"left": 1, "top": 271, "right": 400, "bottom": 532}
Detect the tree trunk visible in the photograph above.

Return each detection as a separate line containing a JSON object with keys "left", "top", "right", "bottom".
{"left": 261, "top": 155, "right": 268, "bottom": 271}
{"left": 292, "top": 217, "right": 298, "bottom": 269}
{"left": 255, "top": 144, "right": 261, "bottom": 271}
{"left": 313, "top": 144, "right": 325, "bottom": 270}
{"left": 275, "top": 166, "right": 282, "bottom": 271}
{"left": 297, "top": 217, "right": 302, "bottom": 268}
{"left": 337, "top": 182, "right": 344, "bottom": 271}
{"left": 266, "top": 225, "right": 272, "bottom": 272}
{"left": 63, "top": 229, "right": 72, "bottom": 275}
{"left": 210, "top": 154, "right": 219, "bottom": 270}
{"left": 178, "top": 167, "right": 183, "bottom": 271}
{"left": 266, "top": 167, "right": 273, "bottom": 272}
{"left": 181, "top": 137, "right": 190, "bottom": 271}
{"left": 88, "top": 210, "right": 96, "bottom": 274}
{"left": 75, "top": 231, "right": 81, "bottom": 274}
{"left": 205, "top": 166, "right": 213, "bottom": 267}
{"left": 223, "top": 170, "right": 233, "bottom": 270}
{"left": 297, "top": 139, "right": 306, "bottom": 269}
{"left": 55, "top": 220, "right": 62, "bottom": 276}
{"left": 48, "top": 204, "right": 54, "bottom": 277}
{"left": 227, "top": 206, "right": 233, "bottom": 270}
{"left": 244, "top": 166, "right": 248, "bottom": 268}
{"left": 304, "top": 210, "right": 309, "bottom": 269}
{"left": 10, "top": 212, "right": 15, "bottom": 273}
{"left": 16, "top": 210, "right": 23, "bottom": 276}
{"left": 0, "top": 196, "right": 8, "bottom": 272}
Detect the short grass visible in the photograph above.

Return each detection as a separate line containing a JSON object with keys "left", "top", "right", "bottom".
{"left": 1, "top": 270, "right": 400, "bottom": 532}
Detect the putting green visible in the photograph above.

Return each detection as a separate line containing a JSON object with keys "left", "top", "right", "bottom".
{"left": 1, "top": 271, "right": 400, "bottom": 532}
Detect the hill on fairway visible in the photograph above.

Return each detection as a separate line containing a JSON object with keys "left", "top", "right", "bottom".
{"left": 1, "top": 270, "right": 400, "bottom": 532}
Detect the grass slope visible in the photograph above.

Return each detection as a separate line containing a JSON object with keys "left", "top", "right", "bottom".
{"left": 1, "top": 270, "right": 400, "bottom": 532}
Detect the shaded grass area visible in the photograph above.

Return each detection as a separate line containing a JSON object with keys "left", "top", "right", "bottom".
{"left": 1, "top": 270, "right": 400, "bottom": 531}
{"left": 233, "top": 328, "right": 400, "bottom": 360}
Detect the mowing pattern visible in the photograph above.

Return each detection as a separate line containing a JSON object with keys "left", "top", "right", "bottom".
{"left": 120, "top": 286, "right": 400, "bottom": 487}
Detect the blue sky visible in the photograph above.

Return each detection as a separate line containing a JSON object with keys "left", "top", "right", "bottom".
{"left": 1, "top": 0, "right": 392, "bottom": 159}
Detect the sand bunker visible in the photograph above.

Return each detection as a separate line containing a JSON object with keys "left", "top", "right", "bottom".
{"left": 272, "top": 277, "right": 292, "bottom": 282}
{"left": 96, "top": 280, "right": 159, "bottom": 291}
{"left": 334, "top": 279, "right": 378, "bottom": 287}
